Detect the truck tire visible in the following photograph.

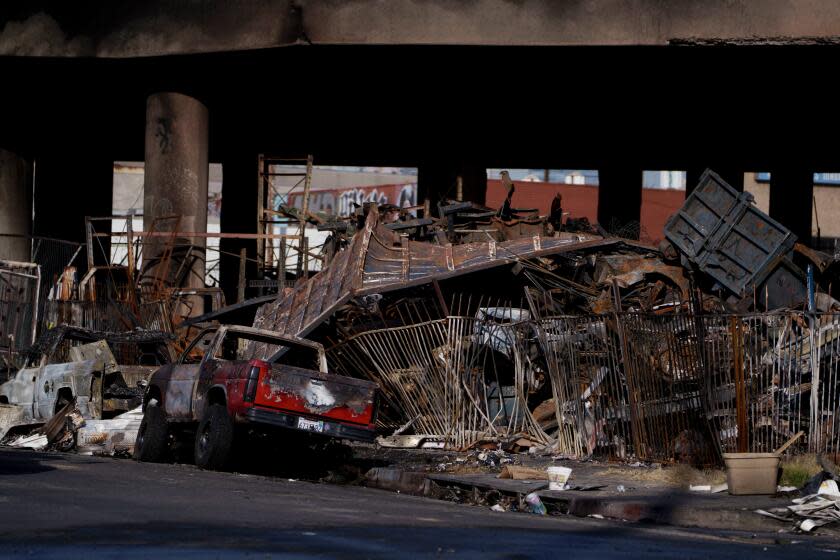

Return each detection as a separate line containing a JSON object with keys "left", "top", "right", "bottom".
{"left": 194, "top": 403, "right": 234, "bottom": 470}
{"left": 134, "top": 403, "right": 168, "bottom": 462}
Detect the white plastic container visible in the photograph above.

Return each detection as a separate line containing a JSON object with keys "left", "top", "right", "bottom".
{"left": 547, "top": 466, "right": 572, "bottom": 491}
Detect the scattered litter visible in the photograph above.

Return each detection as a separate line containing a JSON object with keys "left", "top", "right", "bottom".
{"left": 524, "top": 492, "right": 547, "bottom": 515}
{"left": 490, "top": 504, "right": 505, "bottom": 512}
{"left": 616, "top": 485, "right": 626, "bottom": 493}
{"left": 498, "top": 465, "right": 547, "bottom": 480}
{"left": 547, "top": 466, "right": 572, "bottom": 491}
{"left": 756, "top": 491, "right": 840, "bottom": 532}
{"left": 6, "top": 433, "right": 48, "bottom": 450}
{"left": 690, "top": 483, "right": 729, "bottom": 493}
{"left": 818, "top": 480, "right": 840, "bottom": 498}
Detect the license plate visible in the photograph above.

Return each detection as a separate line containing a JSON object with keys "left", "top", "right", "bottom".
{"left": 297, "top": 417, "right": 324, "bottom": 433}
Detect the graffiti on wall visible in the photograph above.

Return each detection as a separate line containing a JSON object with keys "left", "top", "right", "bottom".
{"left": 283, "top": 183, "right": 416, "bottom": 217}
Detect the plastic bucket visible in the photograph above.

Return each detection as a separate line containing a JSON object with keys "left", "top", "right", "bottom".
{"left": 547, "top": 466, "right": 572, "bottom": 491}
{"left": 722, "top": 453, "right": 781, "bottom": 495}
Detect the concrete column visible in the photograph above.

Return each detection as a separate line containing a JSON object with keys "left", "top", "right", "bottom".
{"left": 0, "top": 149, "right": 32, "bottom": 261}
{"left": 219, "top": 151, "right": 259, "bottom": 304}
{"left": 142, "top": 92, "right": 209, "bottom": 296}
{"left": 770, "top": 168, "right": 813, "bottom": 247}
{"left": 597, "top": 166, "right": 642, "bottom": 239}
{"left": 417, "top": 160, "right": 486, "bottom": 212}
{"left": 686, "top": 166, "right": 743, "bottom": 198}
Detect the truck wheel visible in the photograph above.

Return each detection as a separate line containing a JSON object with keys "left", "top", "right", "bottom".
{"left": 194, "top": 403, "right": 234, "bottom": 470}
{"left": 134, "top": 403, "right": 168, "bottom": 462}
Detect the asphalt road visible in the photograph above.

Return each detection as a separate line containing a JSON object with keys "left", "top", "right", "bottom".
{"left": 0, "top": 448, "right": 837, "bottom": 559}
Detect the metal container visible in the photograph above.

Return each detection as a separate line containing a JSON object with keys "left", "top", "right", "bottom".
{"left": 664, "top": 169, "right": 805, "bottom": 308}
{"left": 722, "top": 452, "right": 781, "bottom": 495}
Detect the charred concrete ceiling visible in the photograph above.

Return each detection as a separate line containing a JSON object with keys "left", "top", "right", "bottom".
{"left": 2, "top": 0, "right": 840, "bottom": 57}
{"left": 1, "top": 1, "right": 840, "bottom": 178}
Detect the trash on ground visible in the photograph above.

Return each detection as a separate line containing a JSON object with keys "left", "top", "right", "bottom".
{"left": 547, "top": 466, "right": 572, "bottom": 491}
{"left": 524, "top": 492, "right": 547, "bottom": 515}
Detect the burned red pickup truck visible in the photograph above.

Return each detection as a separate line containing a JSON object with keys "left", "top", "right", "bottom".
{"left": 133, "top": 325, "right": 378, "bottom": 469}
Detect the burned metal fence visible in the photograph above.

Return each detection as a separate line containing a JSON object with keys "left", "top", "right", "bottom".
{"left": 535, "top": 311, "right": 840, "bottom": 463}
{"left": 705, "top": 312, "right": 840, "bottom": 458}
{"left": 0, "top": 260, "right": 40, "bottom": 363}
{"left": 328, "top": 315, "right": 549, "bottom": 449}
{"left": 43, "top": 299, "right": 171, "bottom": 334}
{"left": 328, "top": 307, "right": 840, "bottom": 461}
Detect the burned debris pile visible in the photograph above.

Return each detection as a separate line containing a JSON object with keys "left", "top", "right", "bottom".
{"left": 251, "top": 170, "right": 840, "bottom": 464}
{"left": 3, "top": 168, "right": 840, "bottom": 469}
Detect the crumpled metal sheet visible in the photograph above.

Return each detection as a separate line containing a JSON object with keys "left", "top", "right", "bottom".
{"left": 76, "top": 406, "right": 143, "bottom": 456}
{"left": 253, "top": 205, "right": 627, "bottom": 339}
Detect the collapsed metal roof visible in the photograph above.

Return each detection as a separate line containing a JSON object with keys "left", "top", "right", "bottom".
{"left": 252, "top": 205, "right": 642, "bottom": 338}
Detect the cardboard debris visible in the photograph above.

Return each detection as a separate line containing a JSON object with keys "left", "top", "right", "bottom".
{"left": 498, "top": 465, "right": 548, "bottom": 480}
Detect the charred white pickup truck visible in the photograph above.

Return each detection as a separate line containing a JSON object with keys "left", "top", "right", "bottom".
{"left": 134, "top": 325, "right": 379, "bottom": 470}
{"left": 0, "top": 326, "right": 171, "bottom": 424}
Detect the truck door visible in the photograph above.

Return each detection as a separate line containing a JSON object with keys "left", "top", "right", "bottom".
{"left": 164, "top": 329, "right": 217, "bottom": 420}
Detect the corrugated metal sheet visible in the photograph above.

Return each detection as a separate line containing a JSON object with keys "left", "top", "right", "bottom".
{"left": 252, "top": 205, "right": 629, "bottom": 340}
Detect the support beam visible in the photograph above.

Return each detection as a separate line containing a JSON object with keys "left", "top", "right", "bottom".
{"left": 0, "top": 149, "right": 32, "bottom": 261}
{"left": 142, "top": 92, "right": 209, "bottom": 304}
{"left": 597, "top": 166, "right": 642, "bottom": 239}
{"left": 770, "top": 168, "right": 813, "bottom": 247}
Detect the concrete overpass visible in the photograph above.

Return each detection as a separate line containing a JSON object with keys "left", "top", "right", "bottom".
{"left": 0, "top": 0, "right": 837, "bottom": 297}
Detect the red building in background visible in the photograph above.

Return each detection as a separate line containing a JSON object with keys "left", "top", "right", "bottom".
{"left": 485, "top": 179, "right": 685, "bottom": 243}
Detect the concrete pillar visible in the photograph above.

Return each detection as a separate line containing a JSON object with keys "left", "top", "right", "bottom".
{"left": 219, "top": 151, "right": 259, "bottom": 304}
{"left": 686, "top": 166, "right": 743, "bottom": 198}
{"left": 0, "top": 149, "right": 32, "bottom": 261}
{"left": 418, "top": 160, "right": 486, "bottom": 212}
{"left": 597, "top": 166, "right": 642, "bottom": 239}
{"left": 770, "top": 168, "right": 813, "bottom": 247}
{"left": 142, "top": 92, "right": 209, "bottom": 296}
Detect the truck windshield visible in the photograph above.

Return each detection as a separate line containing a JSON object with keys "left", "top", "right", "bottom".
{"left": 214, "top": 331, "right": 321, "bottom": 370}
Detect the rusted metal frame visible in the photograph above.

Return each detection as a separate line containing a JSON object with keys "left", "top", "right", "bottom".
{"left": 535, "top": 316, "right": 581, "bottom": 456}
{"left": 599, "top": 314, "right": 632, "bottom": 459}
{"left": 410, "top": 320, "right": 450, "bottom": 438}
{"left": 351, "top": 210, "right": 377, "bottom": 290}
{"left": 130, "top": 231, "right": 301, "bottom": 241}
{"left": 399, "top": 235, "right": 410, "bottom": 281}
{"left": 809, "top": 313, "right": 822, "bottom": 451}
{"left": 456, "top": 316, "right": 499, "bottom": 441}
{"left": 277, "top": 238, "right": 287, "bottom": 291}
{"left": 303, "top": 264, "right": 334, "bottom": 327}
{"left": 349, "top": 239, "right": 625, "bottom": 298}
{"left": 299, "top": 154, "right": 314, "bottom": 248}
{"left": 358, "top": 321, "right": 449, "bottom": 439}
{"left": 729, "top": 316, "right": 749, "bottom": 453}
{"left": 511, "top": 322, "right": 552, "bottom": 444}
{"left": 286, "top": 284, "right": 311, "bottom": 335}
{"left": 395, "top": 321, "right": 449, "bottom": 438}
{"left": 277, "top": 285, "right": 302, "bottom": 335}
{"left": 611, "top": 312, "right": 645, "bottom": 460}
